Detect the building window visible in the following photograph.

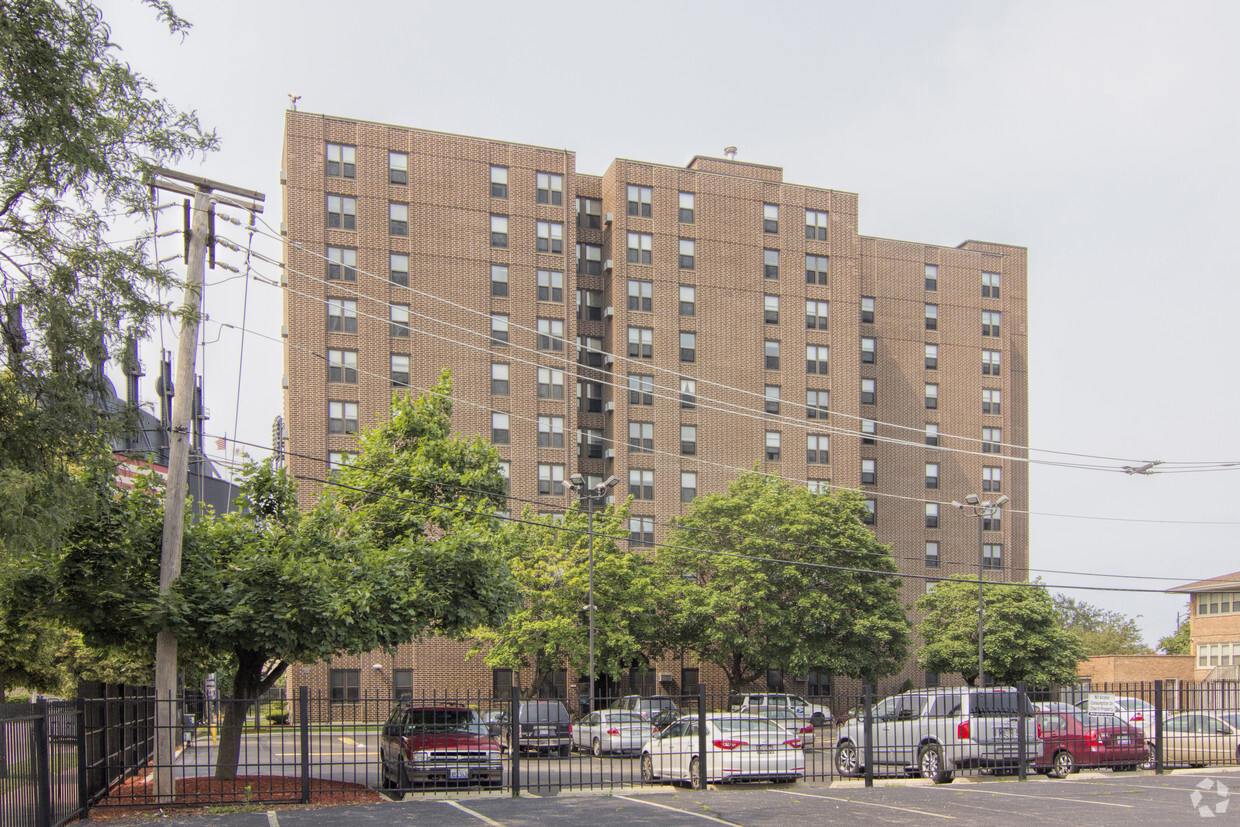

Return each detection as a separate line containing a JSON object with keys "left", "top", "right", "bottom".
{"left": 491, "top": 363, "right": 509, "bottom": 396}
{"left": 628, "top": 326, "right": 653, "bottom": 359}
{"left": 925, "top": 343, "right": 938, "bottom": 370}
{"left": 326, "top": 194, "right": 356, "bottom": 230}
{"left": 538, "top": 463, "right": 565, "bottom": 496}
{"left": 537, "top": 318, "right": 564, "bottom": 352}
{"left": 861, "top": 419, "right": 877, "bottom": 445}
{"left": 764, "top": 385, "right": 781, "bottom": 414}
{"left": 627, "top": 184, "right": 652, "bottom": 218}
{"left": 490, "top": 165, "right": 508, "bottom": 198}
{"left": 862, "top": 499, "right": 876, "bottom": 524}
{"left": 538, "top": 416, "right": 565, "bottom": 449}
{"left": 806, "top": 254, "right": 829, "bottom": 285}
{"left": 389, "top": 202, "right": 408, "bottom": 236}
{"left": 925, "top": 383, "right": 939, "bottom": 409}
{"left": 628, "top": 421, "right": 654, "bottom": 453}
{"left": 681, "top": 424, "right": 697, "bottom": 455}
{"left": 807, "top": 480, "right": 829, "bottom": 494}
{"left": 327, "top": 349, "right": 357, "bottom": 384}
{"left": 388, "top": 151, "right": 408, "bottom": 185}
{"left": 579, "top": 243, "right": 603, "bottom": 275}
{"left": 325, "top": 143, "right": 355, "bottom": 178}
{"left": 680, "top": 377, "right": 696, "bottom": 409}
{"left": 682, "top": 667, "right": 701, "bottom": 694}
{"left": 860, "top": 458, "right": 876, "bottom": 485}
{"left": 629, "top": 374, "right": 654, "bottom": 406}
{"left": 763, "top": 294, "right": 780, "bottom": 324}
{"left": 765, "top": 431, "right": 781, "bottom": 461}
{"left": 926, "top": 542, "right": 940, "bottom": 568}
{"left": 805, "top": 209, "right": 828, "bottom": 241}
{"left": 763, "top": 248, "right": 780, "bottom": 279}
{"left": 765, "top": 340, "right": 780, "bottom": 370}
{"left": 580, "top": 428, "right": 604, "bottom": 458}
{"left": 982, "top": 271, "right": 1001, "bottom": 299}
{"left": 681, "top": 471, "right": 697, "bottom": 503}
{"left": 327, "top": 246, "right": 357, "bottom": 281}
{"left": 925, "top": 263, "right": 938, "bottom": 291}
{"left": 680, "top": 332, "right": 696, "bottom": 363}
{"left": 537, "top": 269, "right": 563, "bottom": 302}
{"left": 925, "top": 304, "right": 938, "bottom": 331}
{"left": 629, "top": 469, "right": 654, "bottom": 500}
{"left": 578, "top": 289, "right": 604, "bottom": 321}
{"left": 536, "top": 172, "right": 563, "bottom": 205}
{"left": 925, "top": 423, "right": 939, "bottom": 446}
{"left": 806, "top": 344, "right": 829, "bottom": 375}
{"left": 983, "top": 388, "right": 1002, "bottom": 415}
{"left": 861, "top": 337, "right": 876, "bottom": 364}
{"left": 490, "top": 215, "right": 509, "bottom": 248}
{"left": 807, "top": 434, "right": 829, "bottom": 464}
{"left": 327, "top": 298, "right": 357, "bottom": 333}
{"left": 982, "top": 349, "right": 1001, "bottom": 376}
{"left": 537, "top": 367, "right": 566, "bottom": 400}
{"left": 390, "top": 668, "right": 414, "bottom": 700}
{"left": 679, "top": 191, "right": 695, "bottom": 223}
{"left": 491, "top": 412, "right": 510, "bottom": 444}
{"left": 983, "top": 544, "right": 1002, "bottom": 569}
{"left": 578, "top": 197, "right": 602, "bottom": 229}
{"left": 327, "top": 451, "right": 355, "bottom": 474}
{"left": 861, "top": 378, "right": 876, "bottom": 405}
{"left": 579, "top": 381, "right": 603, "bottom": 413}
{"left": 328, "top": 401, "right": 358, "bottom": 435}
{"left": 763, "top": 203, "right": 779, "bottom": 233}
{"left": 983, "top": 466, "right": 1002, "bottom": 493}
{"left": 578, "top": 335, "right": 604, "bottom": 366}
{"left": 629, "top": 517, "right": 654, "bottom": 547}
{"left": 860, "top": 296, "right": 875, "bottom": 324}
{"left": 627, "top": 232, "right": 653, "bottom": 264}
{"left": 680, "top": 285, "right": 696, "bottom": 317}
{"left": 982, "top": 310, "right": 1001, "bottom": 337}
{"left": 806, "top": 300, "right": 829, "bottom": 330}
{"left": 984, "top": 506, "right": 1003, "bottom": 532}
{"left": 925, "top": 502, "right": 939, "bottom": 529}
{"left": 329, "top": 668, "right": 360, "bottom": 701}
{"left": 390, "top": 252, "right": 409, "bottom": 286}
{"left": 982, "top": 427, "right": 1002, "bottom": 453}
{"left": 807, "top": 389, "right": 829, "bottom": 419}
{"left": 678, "top": 238, "right": 695, "bottom": 269}
{"left": 490, "top": 314, "right": 509, "bottom": 346}
{"left": 628, "top": 279, "right": 653, "bottom": 312}
{"left": 391, "top": 353, "right": 410, "bottom": 387}
{"left": 926, "top": 462, "right": 939, "bottom": 489}
{"left": 536, "top": 221, "right": 563, "bottom": 254}
{"left": 489, "top": 264, "right": 509, "bottom": 297}
{"left": 390, "top": 304, "right": 410, "bottom": 337}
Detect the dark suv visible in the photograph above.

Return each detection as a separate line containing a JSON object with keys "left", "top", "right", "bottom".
{"left": 495, "top": 700, "right": 573, "bottom": 756}
{"left": 378, "top": 705, "right": 503, "bottom": 789}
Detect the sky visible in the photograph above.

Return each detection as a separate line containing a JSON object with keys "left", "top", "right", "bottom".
{"left": 95, "top": 0, "right": 1240, "bottom": 647}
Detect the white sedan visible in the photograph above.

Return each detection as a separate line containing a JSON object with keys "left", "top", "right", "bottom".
{"left": 572, "top": 711, "right": 657, "bottom": 756}
{"left": 641, "top": 714, "right": 805, "bottom": 788}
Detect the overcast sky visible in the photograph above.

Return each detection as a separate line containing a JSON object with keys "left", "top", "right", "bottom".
{"left": 97, "top": 0, "right": 1240, "bottom": 646}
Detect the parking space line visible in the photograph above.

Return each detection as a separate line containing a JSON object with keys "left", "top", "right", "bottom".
{"left": 266, "top": 812, "right": 280, "bottom": 827}
{"left": 613, "top": 795, "right": 745, "bottom": 825}
{"left": 769, "top": 789, "right": 955, "bottom": 819}
{"left": 917, "top": 786, "right": 1133, "bottom": 807}
{"left": 441, "top": 800, "right": 507, "bottom": 826}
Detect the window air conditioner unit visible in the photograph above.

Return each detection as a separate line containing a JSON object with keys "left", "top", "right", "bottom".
{"left": 279, "top": 222, "right": 287, "bottom": 235}
{"left": 279, "top": 272, "right": 288, "bottom": 286}
{"left": 280, "top": 325, "right": 289, "bottom": 338}
{"left": 603, "top": 306, "right": 614, "bottom": 319}
{"left": 603, "top": 401, "right": 615, "bottom": 413}
{"left": 602, "top": 354, "right": 614, "bottom": 366}
{"left": 604, "top": 212, "right": 613, "bottom": 225}
{"left": 281, "top": 376, "right": 289, "bottom": 389}
{"left": 279, "top": 170, "right": 287, "bottom": 184}
{"left": 603, "top": 259, "right": 614, "bottom": 272}
{"left": 606, "top": 495, "right": 615, "bottom": 506}
{"left": 603, "top": 449, "right": 615, "bottom": 459}
{"left": 658, "top": 673, "right": 674, "bottom": 684}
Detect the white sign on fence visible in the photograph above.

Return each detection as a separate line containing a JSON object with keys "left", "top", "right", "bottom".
{"left": 1085, "top": 692, "right": 1116, "bottom": 714}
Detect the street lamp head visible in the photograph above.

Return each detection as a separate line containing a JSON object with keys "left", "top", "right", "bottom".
{"left": 994, "top": 495, "right": 1010, "bottom": 507}
{"left": 602, "top": 475, "right": 620, "bottom": 490}
{"left": 568, "top": 474, "right": 586, "bottom": 489}
{"left": 964, "top": 494, "right": 981, "bottom": 505}
{"left": 951, "top": 501, "right": 964, "bottom": 509}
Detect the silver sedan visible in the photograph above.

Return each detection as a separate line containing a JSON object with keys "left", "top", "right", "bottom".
{"left": 572, "top": 711, "right": 658, "bottom": 756}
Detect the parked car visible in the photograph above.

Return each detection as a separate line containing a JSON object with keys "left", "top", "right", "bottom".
{"left": 651, "top": 707, "right": 682, "bottom": 732}
{"left": 378, "top": 705, "right": 503, "bottom": 789}
{"left": 640, "top": 714, "right": 805, "bottom": 788}
{"left": 494, "top": 700, "right": 573, "bottom": 756}
{"left": 1073, "top": 696, "right": 1157, "bottom": 737}
{"left": 731, "top": 693, "right": 832, "bottom": 727}
{"left": 834, "top": 687, "right": 1040, "bottom": 784}
{"left": 1032, "top": 702, "right": 1147, "bottom": 778}
{"left": 571, "top": 710, "right": 658, "bottom": 756}
{"left": 740, "top": 707, "right": 815, "bottom": 747}
{"left": 1157, "top": 712, "right": 1240, "bottom": 768}
{"left": 478, "top": 709, "right": 506, "bottom": 738}
{"left": 610, "top": 695, "right": 679, "bottom": 722}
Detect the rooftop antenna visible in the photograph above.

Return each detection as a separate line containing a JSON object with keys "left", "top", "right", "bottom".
{"left": 724, "top": 146, "right": 737, "bottom": 160}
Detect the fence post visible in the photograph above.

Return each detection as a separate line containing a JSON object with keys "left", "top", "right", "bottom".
{"left": 299, "top": 687, "right": 310, "bottom": 803}
{"left": 510, "top": 690, "right": 521, "bottom": 798}
{"left": 863, "top": 686, "right": 874, "bottom": 788}
{"left": 34, "top": 698, "right": 51, "bottom": 827}
{"left": 1153, "top": 679, "right": 1163, "bottom": 774}
{"left": 1016, "top": 681, "right": 1027, "bottom": 781}
{"left": 76, "top": 696, "right": 88, "bottom": 817}
{"left": 697, "top": 683, "right": 708, "bottom": 791}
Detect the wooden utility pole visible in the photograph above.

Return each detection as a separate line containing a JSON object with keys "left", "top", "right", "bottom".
{"left": 147, "top": 168, "right": 263, "bottom": 801}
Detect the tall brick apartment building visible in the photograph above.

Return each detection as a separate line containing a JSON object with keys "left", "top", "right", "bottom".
{"left": 280, "top": 110, "right": 1028, "bottom": 709}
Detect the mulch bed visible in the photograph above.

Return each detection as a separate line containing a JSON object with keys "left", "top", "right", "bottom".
{"left": 87, "top": 774, "right": 384, "bottom": 822}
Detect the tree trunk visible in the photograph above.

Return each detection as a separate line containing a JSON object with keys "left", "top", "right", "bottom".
{"left": 0, "top": 668, "right": 6, "bottom": 704}
{"left": 214, "top": 649, "right": 267, "bottom": 780}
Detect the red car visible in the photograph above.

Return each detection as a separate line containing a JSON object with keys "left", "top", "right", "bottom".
{"left": 379, "top": 705, "right": 504, "bottom": 789}
{"left": 1034, "top": 703, "right": 1148, "bottom": 778}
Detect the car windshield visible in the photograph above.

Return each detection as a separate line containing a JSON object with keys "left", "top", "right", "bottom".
{"left": 521, "top": 702, "right": 568, "bottom": 722}
{"left": 605, "top": 713, "right": 647, "bottom": 724}
{"left": 968, "top": 692, "right": 1035, "bottom": 716}
{"left": 406, "top": 709, "right": 474, "bottom": 734}
{"left": 714, "top": 718, "right": 788, "bottom": 738}
{"left": 1118, "top": 699, "right": 1155, "bottom": 712}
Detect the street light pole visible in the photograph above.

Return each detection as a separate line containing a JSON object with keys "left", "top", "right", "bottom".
{"left": 952, "top": 494, "right": 1009, "bottom": 688}
{"left": 569, "top": 474, "right": 619, "bottom": 714}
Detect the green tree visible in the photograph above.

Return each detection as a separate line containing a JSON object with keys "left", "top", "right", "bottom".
{"left": 1158, "top": 606, "right": 1191, "bottom": 655}
{"left": 1053, "top": 595, "right": 1152, "bottom": 656}
{"left": 916, "top": 580, "right": 1086, "bottom": 687}
{"left": 657, "top": 473, "right": 909, "bottom": 693}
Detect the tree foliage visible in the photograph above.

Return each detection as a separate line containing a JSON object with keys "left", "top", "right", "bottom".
{"left": 1158, "top": 606, "right": 1191, "bottom": 656}
{"left": 1053, "top": 594, "right": 1151, "bottom": 656}
{"left": 916, "top": 580, "right": 1086, "bottom": 687}
{"left": 657, "top": 473, "right": 909, "bottom": 693}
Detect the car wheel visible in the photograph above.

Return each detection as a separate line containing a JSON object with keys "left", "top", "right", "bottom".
{"left": 1114, "top": 765, "right": 1137, "bottom": 772}
{"left": 689, "top": 756, "right": 704, "bottom": 790}
{"left": 919, "top": 744, "right": 953, "bottom": 784}
{"left": 395, "top": 756, "right": 408, "bottom": 789}
{"left": 811, "top": 713, "right": 825, "bottom": 727}
{"left": 560, "top": 744, "right": 572, "bottom": 758}
{"left": 1051, "top": 750, "right": 1075, "bottom": 779}
{"left": 835, "top": 741, "right": 861, "bottom": 777}
{"left": 641, "top": 753, "right": 656, "bottom": 783}
{"left": 379, "top": 757, "right": 392, "bottom": 789}
{"left": 592, "top": 738, "right": 603, "bottom": 758}
{"left": 1139, "top": 747, "right": 1156, "bottom": 770}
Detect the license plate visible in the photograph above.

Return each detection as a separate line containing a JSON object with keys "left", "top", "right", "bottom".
{"left": 994, "top": 728, "right": 1011, "bottom": 739}
{"left": 1114, "top": 737, "right": 1129, "bottom": 745}
{"left": 538, "top": 727, "right": 552, "bottom": 736}
{"left": 449, "top": 768, "right": 468, "bottom": 780}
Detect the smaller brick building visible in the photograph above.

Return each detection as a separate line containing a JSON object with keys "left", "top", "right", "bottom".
{"left": 1168, "top": 570, "right": 1240, "bottom": 683}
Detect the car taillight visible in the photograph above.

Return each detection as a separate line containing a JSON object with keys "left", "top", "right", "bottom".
{"left": 1086, "top": 730, "right": 1102, "bottom": 749}
{"left": 1131, "top": 714, "right": 1143, "bottom": 722}
{"left": 957, "top": 720, "right": 971, "bottom": 740}
{"left": 712, "top": 739, "right": 747, "bottom": 750}
{"left": 606, "top": 728, "right": 620, "bottom": 736}
{"left": 784, "top": 739, "right": 803, "bottom": 748}
{"left": 1036, "top": 721, "right": 1043, "bottom": 739}
{"left": 569, "top": 725, "right": 574, "bottom": 734}
{"left": 800, "top": 724, "right": 814, "bottom": 733}
{"left": 651, "top": 726, "right": 659, "bottom": 735}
